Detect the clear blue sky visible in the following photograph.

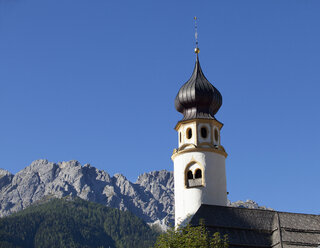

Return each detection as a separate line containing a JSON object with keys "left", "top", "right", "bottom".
{"left": 1, "top": 0, "right": 320, "bottom": 214}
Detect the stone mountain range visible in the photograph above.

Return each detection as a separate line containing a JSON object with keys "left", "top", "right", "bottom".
{"left": 0, "top": 160, "right": 271, "bottom": 228}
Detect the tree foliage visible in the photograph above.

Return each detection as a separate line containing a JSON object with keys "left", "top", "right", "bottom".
{"left": 154, "top": 220, "right": 228, "bottom": 248}
{"left": 0, "top": 197, "right": 159, "bottom": 248}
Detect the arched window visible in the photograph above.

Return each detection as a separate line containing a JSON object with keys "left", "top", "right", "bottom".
{"left": 214, "top": 129, "right": 219, "bottom": 143}
{"left": 200, "top": 127, "right": 207, "bottom": 138}
{"left": 187, "top": 170, "right": 193, "bottom": 180}
{"left": 186, "top": 128, "right": 192, "bottom": 139}
{"left": 195, "top": 169, "right": 202, "bottom": 179}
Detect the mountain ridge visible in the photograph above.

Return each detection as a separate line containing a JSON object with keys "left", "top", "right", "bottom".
{"left": 0, "top": 159, "right": 271, "bottom": 227}
{"left": 0, "top": 160, "right": 174, "bottom": 226}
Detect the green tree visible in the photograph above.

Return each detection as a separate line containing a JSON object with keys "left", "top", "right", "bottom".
{"left": 154, "top": 220, "right": 228, "bottom": 248}
{"left": 0, "top": 197, "right": 159, "bottom": 248}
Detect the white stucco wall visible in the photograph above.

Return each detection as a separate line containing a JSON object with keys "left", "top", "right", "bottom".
{"left": 173, "top": 151, "right": 227, "bottom": 226}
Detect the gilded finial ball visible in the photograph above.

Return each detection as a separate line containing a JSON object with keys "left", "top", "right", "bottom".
{"left": 194, "top": 47, "right": 200, "bottom": 54}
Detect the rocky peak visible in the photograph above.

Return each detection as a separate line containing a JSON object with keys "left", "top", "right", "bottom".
{"left": 228, "top": 199, "right": 273, "bottom": 210}
{"left": 0, "top": 168, "right": 12, "bottom": 177}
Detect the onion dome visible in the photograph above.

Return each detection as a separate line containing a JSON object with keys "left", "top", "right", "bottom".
{"left": 175, "top": 55, "right": 222, "bottom": 121}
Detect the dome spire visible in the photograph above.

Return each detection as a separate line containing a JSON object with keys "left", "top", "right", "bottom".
{"left": 194, "top": 16, "right": 200, "bottom": 54}
{"left": 174, "top": 19, "right": 222, "bottom": 121}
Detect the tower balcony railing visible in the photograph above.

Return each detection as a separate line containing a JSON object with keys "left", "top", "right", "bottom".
{"left": 187, "top": 178, "right": 202, "bottom": 188}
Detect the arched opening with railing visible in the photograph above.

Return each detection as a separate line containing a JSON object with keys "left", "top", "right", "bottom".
{"left": 185, "top": 162, "right": 203, "bottom": 188}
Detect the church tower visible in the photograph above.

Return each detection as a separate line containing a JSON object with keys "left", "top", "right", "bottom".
{"left": 172, "top": 50, "right": 228, "bottom": 226}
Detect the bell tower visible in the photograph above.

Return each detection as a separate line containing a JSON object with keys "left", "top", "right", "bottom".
{"left": 172, "top": 48, "right": 228, "bottom": 226}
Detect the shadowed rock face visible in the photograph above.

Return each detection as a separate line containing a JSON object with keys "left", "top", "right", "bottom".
{"left": 0, "top": 169, "right": 13, "bottom": 191}
{"left": 0, "top": 160, "right": 270, "bottom": 228}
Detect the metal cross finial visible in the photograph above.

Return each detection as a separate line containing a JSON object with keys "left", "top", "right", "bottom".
{"left": 194, "top": 16, "right": 200, "bottom": 54}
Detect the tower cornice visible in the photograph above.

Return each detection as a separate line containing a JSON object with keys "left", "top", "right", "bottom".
{"left": 171, "top": 146, "right": 228, "bottom": 160}
{"left": 175, "top": 118, "right": 223, "bottom": 131}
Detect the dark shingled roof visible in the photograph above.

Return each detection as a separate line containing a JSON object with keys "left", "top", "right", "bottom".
{"left": 174, "top": 55, "right": 222, "bottom": 121}
{"left": 190, "top": 204, "right": 320, "bottom": 248}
